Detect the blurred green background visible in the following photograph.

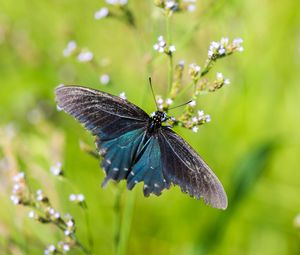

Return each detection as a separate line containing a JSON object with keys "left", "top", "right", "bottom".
{"left": 0, "top": 0, "right": 300, "bottom": 254}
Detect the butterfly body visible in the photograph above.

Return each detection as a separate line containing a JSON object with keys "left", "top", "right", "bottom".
{"left": 55, "top": 85, "right": 228, "bottom": 209}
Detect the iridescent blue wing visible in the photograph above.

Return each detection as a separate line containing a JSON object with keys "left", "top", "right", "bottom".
{"left": 126, "top": 134, "right": 171, "bottom": 196}
{"left": 55, "top": 85, "right": 149, "bottom": 185}
{"left": 158, "top": 128, "right": 228, "bottom": 209}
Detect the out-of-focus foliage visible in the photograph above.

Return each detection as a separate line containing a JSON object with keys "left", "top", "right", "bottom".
{"left": 0, "top": 0, "right": 300, "bottom": 254}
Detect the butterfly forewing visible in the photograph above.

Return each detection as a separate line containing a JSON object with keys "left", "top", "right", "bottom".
{"left": 55, "top": 85, "right": 149, "bottom": 140}
{"left": 158, "top": 128, "right": 227, "bottom": 209}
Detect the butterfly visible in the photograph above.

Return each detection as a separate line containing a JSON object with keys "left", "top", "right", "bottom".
{"left": 55, "top": 85, "right": 227, "bottom": 209}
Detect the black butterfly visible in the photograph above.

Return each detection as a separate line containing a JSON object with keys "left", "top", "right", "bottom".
{"left": 55, "top": 85, "right": 227, "bottom": 209}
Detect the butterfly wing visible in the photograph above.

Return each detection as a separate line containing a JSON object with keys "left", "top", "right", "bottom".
{"left": 55, "top": 85, "right": 149, "bottom": 184}
{"left": 158, "top": 127, "right": 228, "bottom": 209}
{"left": 126, "top": 134, "right": 171, "bottom": 196}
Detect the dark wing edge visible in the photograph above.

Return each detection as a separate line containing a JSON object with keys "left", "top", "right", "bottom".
{"left": 55, "top": 85, "right": 149, "bottom": 138}
{"left": 159, "top": 128, "right": 228, "bottom": 209}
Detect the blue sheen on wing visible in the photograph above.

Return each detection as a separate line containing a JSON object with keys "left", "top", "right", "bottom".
{"left": 99, "top": 128, "right": 147, "bottom": 186}
{"left": 127, "top": 136, "right": 170, "bottom": 196}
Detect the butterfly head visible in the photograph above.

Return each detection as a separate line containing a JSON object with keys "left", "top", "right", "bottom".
{"left": 149, "top": 111, "right": 168, "bottom": 131}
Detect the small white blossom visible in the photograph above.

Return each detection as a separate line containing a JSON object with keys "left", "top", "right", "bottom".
{"left": 192, "top": 126, "right": 198, "bottom": 133}
{"left": 64, "top": 230, "right": 71, "bottom": 236}
{"left": 169, "top": 45, "right": 176, "bottom": 53}
{"left": 189, "top": 100, "right": 196, "bottom": 107}
{"left": 69, "top": 194, "right": 76, "bottom": 201}
{"left": 187, "top": 4, "right": 196, "bottom": 12}
{"left": 49, "top": 208, "right": 55, "bottom": 215}
{"left": 154, "top": 35, "right": 167, "bottom": 53}
{"left": 205, "top": 115, "right": 211, "bottom": 122}
{"left": 224, "top": 78, "right": 230, "bottom": 85}
{"left": 50, "top": 162, "right": 62, "bottom": 176}
{"left": 77, "top": 194, "right": 85, "bottom": 202}
{"left": 54, "top": 212, "right": 60, "bottom": 219}
{"left": 100, "top": 74, "right": 110, "bottom": 85}
{"left": 119, "top": 92, "right": 126, "bottom": 100}
{"left": 63, "top": 244, "right": 70, "bottom": 252}
{"left": 77, "top": 51, "right": 93, "bottom": 62}
{"left": 28, "top": 210, "right": 36, "bottom": 218}
{"left": 94, "top": 7, "right": 109, "bottom": 20}
{"left": 192, "top": 116, "right": 198, "bottom": 123}
{"left": 198, "top": 110, "right": 204, "bottom": 118}
{"left": 63, "top": 41, "right": 77, "bottom": 57}
{"left": 165, "top": 0, "right": 176, "bottom": 9}
{"left": 66, "top": 220, "right": 74, "bottom": 228}
{"left": 216, "top": 72, "right": 224, "bottom": 80}
{"left": 166, "top": 98, "right": 173, "bottom": 105}
{"left": 150, "top": 112, "right": 155, "bottom": 117}
{"left": 10, "top": 195, "right": 20, "bottom": 204}
{"left": 106, "top": 0, "right": 128, "bottom": 5}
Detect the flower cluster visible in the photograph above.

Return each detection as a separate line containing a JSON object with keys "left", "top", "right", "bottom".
{"left": 153, "top": 35, "right": 176, "bottom": 55}
{"left": 69, "top": 193, "right": 85, "bottom": 204}
{"left": 10, "top": 171, "right": 89, "bottom": 254}
{"left": 208, "top": 37, "right": 244, "bottom": 60}
{"left": 10, "top": 172, "right": 27, "bottom": 205}
{"left": 154, "top": 0, "right": 197, "bottom": 14}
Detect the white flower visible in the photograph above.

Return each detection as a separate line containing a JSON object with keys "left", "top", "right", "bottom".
{"left": 54, "top": 212, "right": 60, "bottom": 219}
{"left": 150, "top": 112, "right": 155, "bottom": 117}
{"left": 192, "top": 126, "right": 198, "bottom": 133}
{"left": 77, "top": 51, "right": 93, "bottom": 62}
{"left": 156, "top": 98, "right": 163, "bottom": 105}
{"left": 224, "top": 78, "right": 230, "bottom": 85}
{"left": 166, "top": 98, "right": 173, "bottom": 105}
{"left": 50, "top": 162, "right": 62, "bottom": 176}
{"left": 119, "top": 92, "right": 126, "bottom": 100}
{"left": 69, "top": 194, "right": 76, "bottom": 201}
{"left": 187, "top": 4, "right": 196, "bottom": 12}
{"left": 220, "top": 37, "right": 229, "bottom": 45}
{"left": 49, "top": 208, "right": 55, "bottom": 215}
{"left": 218, "top": 47, "right": 226, "bottom": 55}
{"left": 28, "top": 211, "right": 36, "bottom": 218}
{"left": 10, "top": 195, "right": 20, "bottom": 204}
{"left": 189, "top": 100, "right": 196, "bottom": 107}
{"left": 100, "top": 74, "right": 110, "bottom": 85}
{"left": 94, "top": 7, "right": 109, "bottom": 20}
{"left": 63, "top": 244, "right": 70, "bottom": 252}
{"left": 169, "top": 45, "right": 176, "bottom": 53}
{"left": 233, "top": 38, "right": 244, "bottom": 52}
{"left": 165, "top": 0, "right": 176, "bottom": 9}
{"left": 216, "top": 72, "right": 224, "bottom": 80}
{"left": 189, "top": 63, "right": 201, "bottom": 73}
{"left": 198, "top": 110, "right": 204, "bottom": 118}
{"left": 205, "top": 115, "right": 211, "bottom": 122}
{"left": 63, "top": 41, "right": 77, "bottom": 57}
{"left": 64, "top": 230, "right": 71, "bottom": 236}
{"left": 66, "top": 220, "right": 74, "bottom": 228}
{"left": 154, "top": 36, "right": 167, "bottom": 53}
{"left": 192, "top": 116, "right": 198, "bottom": 123}
{"left": 106, "top": 0, "right": 127, "bottom": 5}
{"left": 77, "top": 194, "right": 85, "bottom": 202}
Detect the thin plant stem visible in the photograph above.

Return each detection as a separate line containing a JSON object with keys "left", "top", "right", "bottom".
{"left": 116, "top": 191, "right": 136, "bottom": 255}
{"left": 114, "top": 186, "right": 122, "bottom": 255}
{"left": 166, "top": 15, "right": 173, "bottom": 94}
{"left": 83, "top": 208, "right": 94, "bottom": 253}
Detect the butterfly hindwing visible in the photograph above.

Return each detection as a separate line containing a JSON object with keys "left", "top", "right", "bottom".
{"left": 158, "top": 128, "right": 227, "bottom": 209}
{"left": 99, "top": 128, "right": 147, "bottom": 186}
{"left": 126, "top": 135, "right": 170, "bottom": 196}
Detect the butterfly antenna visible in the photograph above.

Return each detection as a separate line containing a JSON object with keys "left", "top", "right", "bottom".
{"left": 168, "top": 100, "right": 193, "bottom": 111}
{"left": 149, "top": 77, "right": 159, "bottom": 110}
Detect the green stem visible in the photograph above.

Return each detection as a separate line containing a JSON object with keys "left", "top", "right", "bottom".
{"left": 116, "top": 191, "right": 136, "bottom": 255}
{"left": 166, "top": 15, "right": 173, "bottom": 95}
{"left": 114, "top": 187, "right": 122, "bottom": 255}
{"left": 83, "top": 208, "right": 94, "bottom": 253}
